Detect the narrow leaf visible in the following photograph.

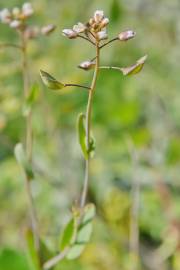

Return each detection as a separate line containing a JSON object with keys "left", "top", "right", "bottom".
{"left": 14, "top": 143, "right": 34, "bottom": 179}
{"left": 40, "top": 70, "right": 65, "bottom": 90}
{"left": 77, "top": 113, "right": 88, "bottom": 159}
{"left": 120, "top": 55, "right": 147, "bottom": 76}
{"left": 25, "top": 229, "right": 41, "bottom": 270}
{"left": 59, "top": 218, "right": 76, "bottom": 251}
{"left": 77, "top": 222, "right": 93, "bottom": 244}
{"left": 23, "top": 83, "right": 39, "bottom": 117}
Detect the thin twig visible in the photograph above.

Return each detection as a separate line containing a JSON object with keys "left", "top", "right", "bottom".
{"left": 65, "top": 83, "right": 90, "bottom": 90}
{"left": 99, "top": 37, "right": 118, "bottom": 49}
{"left": 99, "top": 66, "right": 121, "bottom": 71}
{"left": 80, "top": 42, "right": 100, "bottom": 209}
{"left": 78, "top": 34, "right": 95, "bottom": 46}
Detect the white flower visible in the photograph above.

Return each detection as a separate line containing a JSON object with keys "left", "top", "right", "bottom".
{"left": 94, "top": 10, "right": 104, "bottom": 23}
{"left": 22, "top": 2, "right": 34, "bottom": 17}
{"left": 73, "top": 22, "right": 86, "bottom": 33}
{"left": 10, "top": 20, "right": 21, "bottom": 29}
{"left": 41, "top": 24, "right": 56, "bottom": 35}
{"left": 97, "top": 30, "right": 108, "bottom": 40}
{"left": 62, "top": 29, "right": 78, "bottom": 39}
{"left": 0, "top": 8, "right": 11, "bottom": 24}
{"left": 118, "top": 30, "right": 136, "bottom": 41}
{"left": 12, "top": 7, "right": 21, "bottom": 17}
{"left": 78, "top": 60, "right": 95, "bottom": 70}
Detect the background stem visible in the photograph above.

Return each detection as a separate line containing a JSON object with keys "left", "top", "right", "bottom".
{"left": 80, "top": 42, "right": 100, "bottom": 209}
{"left": 21, "top": 32, "right": 40, "bottom": 251}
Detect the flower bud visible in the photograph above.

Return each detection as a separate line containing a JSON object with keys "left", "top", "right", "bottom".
{"left": 100, "top": 17, "right": 109, "bottom": 28}
{"left": 97, "top": 30, "right": 108, "bottom": 40}
{"left": 78, "top": 60, "right": 95, "bottom": 70}
{"left": 22, "top": 2, "right": 34, "bottom": 18}
{"left": 0, "top": 8, "right": 11, "bottom": 24}
{"left": 73, "top": 22, "right": 86, "bottom": 33}
{"left": 118, "top": 30, "right": 136, "bottom": 41}
{"left": 41, "top": 24, "right": 56, "bottom": 36}
{"left": 12, "top": 7, "right": 21, "bottom": 18}
{"left": 10, "top": 20, "right": 21, "bottom": 29}
{"left": 94, "top": 10, "right": 104, "bottom": 23}
{"left": 62, "top": 29, "right": 78, "bottom": 39}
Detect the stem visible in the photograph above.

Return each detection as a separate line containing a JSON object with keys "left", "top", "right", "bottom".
{"left": 0, "top": 43, "right": 22, "bottom": 50}
{"left": 99, "top": 37, "right": 118, "bottom": 49}
{"left": 80, "top": 42, "right": 100, "bottom": 209}
{"left": 127, "top": 139, "right": 140, "bottom": 269}
{"left": 21, "top": 32, "right": 40, "bottom": 251}
{"left": 43, "top": 248, "right": 69, "bottom": 270}
{"left": 99, "top": 66, "right": 121, "bottom": 71}
{"left": 65, "top": 83, "right": 90, "bottom": 90}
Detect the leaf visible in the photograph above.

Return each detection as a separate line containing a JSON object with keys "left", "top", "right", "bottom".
{"left": 77, "top": 113, "right": 88, "bottom": 159}
{"left": 66, "top": 244, "right": 85, "bottom": 260}
{"left": 23, "top": 83, "right": 39, "bottom": 117}
{"left": 66, "top": 204, "right": 96, "bottom": 260}
{"left": 25, "top": 229, "right": 41, "bottom": 270}
{"left": 120, "top": 55, "right": 148, "bottom": 76}
{"left": 77, "top": 222, "right": 93, "bottom": 244}
{"left": 59, "top": 218, "right": 77, "bottom": 251}
{"left": 14, "top": 143, "right": 34, "bottom": 179}
{"left": 39, "top": 240, "right": 54, "bottom": 264}
{"left": 82, "top": 203, "right": 96, "bottom": 224}
{"left": 88, "top": 135, "right": 96, "bottom": 158}
{"left": 40, "top": 70, "right": 65, "bottom": 90}
{"left": 0, "top": 249, "right": 30, "bottom": 270}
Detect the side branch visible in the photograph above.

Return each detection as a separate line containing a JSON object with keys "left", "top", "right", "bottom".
{"left": 65, "top": 83, "right": 90, "bottom": 90}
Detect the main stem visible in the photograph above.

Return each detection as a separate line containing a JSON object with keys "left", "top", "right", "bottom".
{"left": 21, "top": 32, "right": 40, "bottom": 251}
{"left": 80, "top": 42, "right": 100, "bottom": 209}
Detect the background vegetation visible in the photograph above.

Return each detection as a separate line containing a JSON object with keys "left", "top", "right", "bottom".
{"left": 1, "top": 0, "right": 180, "bottom": 269}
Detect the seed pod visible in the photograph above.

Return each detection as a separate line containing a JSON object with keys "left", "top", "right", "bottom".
{"left": 118, "top": 30, "right": 136, "bottom": 41}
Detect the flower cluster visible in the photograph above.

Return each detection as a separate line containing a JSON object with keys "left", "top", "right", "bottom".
{"left": 0, "top": 3, "right": 33, "bottom": 30}
{"left": 0, "top": 3, "right": 55, "bottom": 38}
{"left": 62, "top": 10, "right": 109, "bottom": 41}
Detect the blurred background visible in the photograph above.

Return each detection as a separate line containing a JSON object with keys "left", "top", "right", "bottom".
{"left": 1, "top": 0, "right": 180, "bottom": 269}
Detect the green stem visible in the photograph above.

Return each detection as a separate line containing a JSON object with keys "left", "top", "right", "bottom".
{"left": 80, "top": 42, "right": 100, "bottom": 209}
{"left": 21, "top": 32, "right": 40, "bottom": 252}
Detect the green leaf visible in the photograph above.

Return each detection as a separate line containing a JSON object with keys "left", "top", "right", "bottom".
{"left": 14, "top": 143, "right": 34, "bottom": 179}
{"left": 88, "top": 135, "right": 96, "bottom": 158}
{"left": 66, "top": 244, "right": 85, "bottom": 260}
{"left": 40, "top": 70, "right": 65, "bottom": 90}
{"left": 0, "top": 249, "right": 30, "bottom": 270}
{"left": 82, "top": 203, "right": 96, "bottom": 224}
{"left": 77, "top": 113, "right": 88, "bottom": 159}
{"left": 59, "top": 218, "right": 77, "bottom": 251}
{"left": 25, "top": 229, "right": 41, "bottom": 270}
{"left": 23, "top": 83, "right": 39, "bottom": 117}
{"left": 120, "top": 55, "right": 147, "bottom": 76}
{"left": 66, "top": 204, "right": 96, "bottom": 260}
{"left": 39, "top": 239, "right": 54, "bottom": 264}
{"left": 77, "top": 222, "right": 93, "bottom": 244}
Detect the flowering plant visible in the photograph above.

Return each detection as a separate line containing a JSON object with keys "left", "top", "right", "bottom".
{"left": 40, "top": 9, "right": 147, "bottom": 270}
